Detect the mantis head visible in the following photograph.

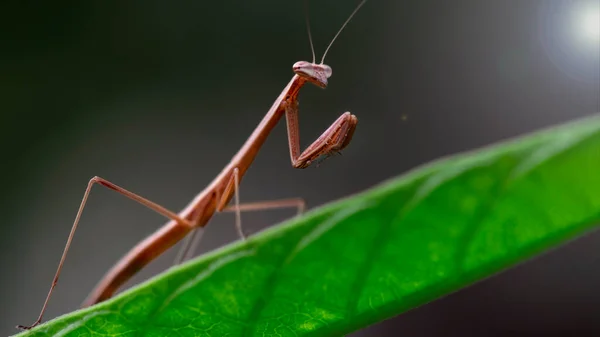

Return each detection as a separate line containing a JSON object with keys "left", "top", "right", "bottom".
{"left": 295, "top": 0, "right": 367, "bottom": 89}
{"left": 293, "top": 61, "right": 332, "bottom": 88}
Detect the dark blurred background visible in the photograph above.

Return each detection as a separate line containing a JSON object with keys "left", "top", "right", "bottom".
{"left": 1, "top": 1, "right": 599, "bottom": 336}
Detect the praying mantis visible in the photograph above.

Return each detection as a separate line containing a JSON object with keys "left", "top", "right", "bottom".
{"left": 19, "top": 0, "right": 368, "bottom": 330}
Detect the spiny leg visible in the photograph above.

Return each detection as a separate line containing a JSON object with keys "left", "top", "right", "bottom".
{"left": 223, "top": 197, "right": 305, "bottom": 241}
{"left": 18, "top": 176, "right": 190, "bottom": 330}
{"left": 173, "top": 166, "right": 305, "bottom": 264}
{"left": 223, "top": 198, "right": 305, "bottom": 215}
{"left": 173, "top": 227, "right": 205, "bottom": 265}
{"left": 173, "top": 167, "right": 243, "bottom": 267}
{"left": 174, "top": 198, "right": 305, "bottom": 264}
{"left": 225, "top": 169, "right": 308, "bottom": 239}
{"left": 233, "top": 167, "right": 243, "bottom": 240}
{"left": 284, "top": 97, "right": 358, "bottom": 169}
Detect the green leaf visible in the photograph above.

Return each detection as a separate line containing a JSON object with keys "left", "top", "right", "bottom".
{"left": 16, "top": 114, "right": 600, "bottom": 337}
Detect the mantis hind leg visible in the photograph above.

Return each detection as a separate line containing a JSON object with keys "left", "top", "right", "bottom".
{"left": 18, "top": 176, "right": 191, "bottom": 330}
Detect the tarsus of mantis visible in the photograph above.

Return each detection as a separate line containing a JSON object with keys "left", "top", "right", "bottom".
{"left": 18, "top": 0, "right": 367, "bottom": 330}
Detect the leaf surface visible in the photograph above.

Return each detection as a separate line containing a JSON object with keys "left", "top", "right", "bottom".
{"left": 17, "top": 114, "right": 600, "bottom": 337}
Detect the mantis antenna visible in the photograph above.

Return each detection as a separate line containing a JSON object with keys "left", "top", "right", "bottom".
{"left": 304, "top": 0, "right": 316, "bottom": 64}
{"left": 320, "top": 0, "right": 369, "bottom": 64}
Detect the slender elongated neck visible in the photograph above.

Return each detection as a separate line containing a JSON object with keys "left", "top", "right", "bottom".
{"left": 208, "top": 75, "right": 307, "bottom": 191}
{"left": 233, "top": 75, "right": 305, "bottom": 172}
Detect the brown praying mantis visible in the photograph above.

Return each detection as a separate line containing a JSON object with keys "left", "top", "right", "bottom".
{"left": 19, "top": 0, "right": 368, "bottom": 330}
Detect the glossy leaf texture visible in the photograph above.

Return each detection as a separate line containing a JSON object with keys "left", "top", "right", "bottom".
{"left": 17, "top": 114, "right": 600, "bottom": 337}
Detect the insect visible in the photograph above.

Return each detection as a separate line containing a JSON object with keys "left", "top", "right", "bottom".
{"left": 19, "top": 0, "right": 367, "bottom": 330}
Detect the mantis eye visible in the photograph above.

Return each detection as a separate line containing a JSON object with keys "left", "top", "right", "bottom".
{"left": 322, "top": 65, "right": 332, "bottom": 78}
